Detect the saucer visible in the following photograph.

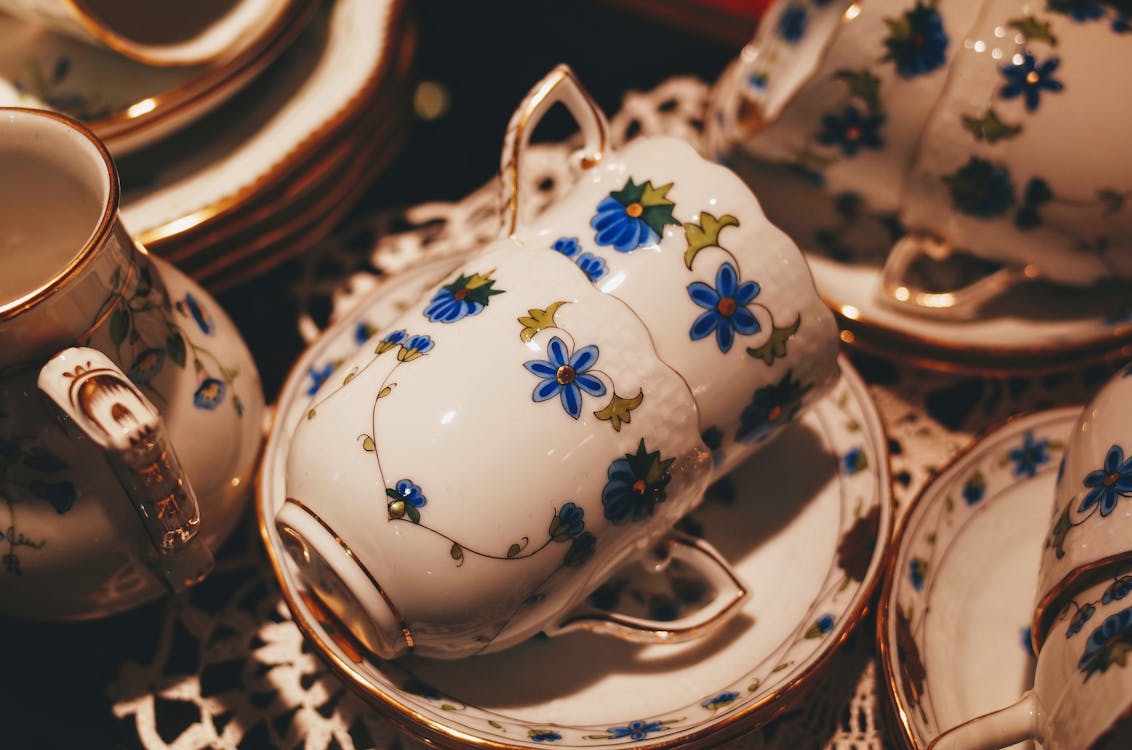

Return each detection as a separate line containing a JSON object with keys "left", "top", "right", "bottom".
{"left": 0, "top": 0, "right": 312, "bottom": 156}
{"left": 878, "top": 407, "right": 1081, "bottom": 749}
{"left": 257, "top": 255, "right": 894, "bottom": 748}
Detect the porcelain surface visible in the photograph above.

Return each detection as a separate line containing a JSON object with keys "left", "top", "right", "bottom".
{"left": 0, "top": 0, "right": 308, "bottom": 155}
{"left": 258, "top": 254, "right": 892, "bottom": 748}
{"left": 880, "top": 408, "right": 1084, "bottom": 749}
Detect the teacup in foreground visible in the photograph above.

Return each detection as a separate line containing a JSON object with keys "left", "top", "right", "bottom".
{"left": 274, "top": 66, "right": 839, "bottom": 660}
{"left": 0, "top": 108, "right": 265, "bottom": 619}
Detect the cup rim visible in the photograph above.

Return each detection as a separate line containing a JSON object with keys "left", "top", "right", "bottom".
{"left": 0, "top": 107, "right": 118, "bottom": 323}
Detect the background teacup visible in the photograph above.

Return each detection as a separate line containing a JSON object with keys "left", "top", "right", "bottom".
{"left": 1032, "top": 362, "right": 1132, "bottom": 650}
{"left": 273, "top": 66, "right": 840, "bottom": 660}
{"left": 0, "top": 0, "right": 284, "bottom": 66}
{"left": 707, "top": 0, "right": 1132, "bottom": 318}
{"left": 0, "top": 107, "right": 264, "bottom": 619}
{"left": 929, "top": 572, "right": 1132, "bottom": 750}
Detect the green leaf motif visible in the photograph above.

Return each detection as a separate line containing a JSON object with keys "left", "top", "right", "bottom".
{"left": 362, "top": 436, "right": 376, "bottom": 452}
{"left": 961, "top": 109, "right": 1023, "bottom": 143}
{"left": 593, "top": 390, "right": 644, "bottom": 432}
{"left": 518, "top": 301, "right": 566, "bottom": 343}
{"left": 683, "top": 212, "right": 740, "bottom": 269}
{"left": 506, "top": 543, "right": 522, "bottom": 558}
{"left": 166, "top": 332, "right": 186, "bottom": 368}
{"left": 1008, "top": 15, "right": 1057, "bottom": 46}
{"left": 450, "top": 543, "right": 464, "bottom": 564}
{"left": 1049, "top": 504, "right": 1072, "bottom": 559}
{"left": 109, "top": 305, "right": 129, "bottom": 347}
{"left": 746, "top": 315, "right": 801, "bottom": 366}
{"left": 611, "top": 178, "right": 680, "bottom": 236}
{"left": 834, "top": 68, "right": 882, "bottom": 112}
{"left": 406, "top": 504, "right": 421, "bottom": 524}
{"left": 444, "top": 271, "right": 505, "bottom": 307}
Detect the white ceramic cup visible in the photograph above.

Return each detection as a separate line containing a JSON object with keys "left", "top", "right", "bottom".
{"left": 929, "top": 572, "right": 1132, "bottom": 750}
{"left": 0, "top": 0, "right": 284, "bottom": 66}
{"left": 1031, "top": 363, "right": 1132, "bottom": 651}
{"left": 707, "top": 0, "right": 1132, "bottom": 318}
{"left": 274, "top": 66, "right": 840, "bottom": 660}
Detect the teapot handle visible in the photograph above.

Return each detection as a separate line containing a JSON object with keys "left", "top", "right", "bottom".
{"left": 543, "top": 533, "right": 749, "bottom": 644}
{"left": 499, "top": 63, "right": 610, "bottom": 238}
{"left": 926, "top": 692, "right": 1040, "bottom": 750}
{"left": 38, "top": 346, "right": 213, "bottom": 592}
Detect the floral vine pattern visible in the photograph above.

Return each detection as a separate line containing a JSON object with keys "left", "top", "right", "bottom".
{"left": 1059, "top": 572, "right": 1132, "bottom": 682}
{"left": 518, "top": 301, "right": 644, "bottom": 430}
{"left": 1047, "top": 443, "right": 1132, "bottom": 559}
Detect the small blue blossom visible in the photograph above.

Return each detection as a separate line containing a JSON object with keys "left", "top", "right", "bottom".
{"left": 1000, "top": 52, "right": 1064, "bottom": 112}
{"left": 1068, "top": 603, "right": 1096, "bottom": 637}
{"left": 423, "top": 271, "right": 503, "bottom": 324}
{"left": 748, "top": 71, "right": 768, "bottom": 90}
{"left": 962, "top": 471, "right": 986, "bottom": 505}
{"left": 1021, "top": 626, "right": 1033, "bottom": 653}
{"left": 193, "top": 378, "right": 226, "bottom": 410}
{"left": 1055, "top": 0, "right": 1106, "bottom": 22}
{"left": 1008, "top": 431, "right": 1050, "bottom": 478}
{"left": 576, "top": 252, "right": 607, "bottom": 282}
{"left": 305, "top": 362, "right": 334, "bottom": 395}
{"left": 816, "top": 614, "right": 835, "bottom": 633}
{"left": 1104, "top": 577, "right": 1132, "bottom": 605}
{"left": 688, "top": 262, "right": 762, "bottom": 353}
{"left": 549, "top": 502, "right": 586, "bottom": 541}
{"left": 552, "top": 236, "right": 581, "bottom": 258}
{"left": 376, "top": 329, "right": 407, "bottom": 354}
{"left": 777, "top": 4, "right": 808, "bottom": 43}
{"left": 817, "top": 105, "right": 885, "bottom": 156}
{"left": 524, "top": 336, "right": 605, "bottom": 419}
{"left": 910, "top": 558, "right": 927, "bottom": 591}
{"left": 943, "top": 157, "right": 1016, "bottom": 218}
{"left": 607, "top": 720, "right": 666, "bottom": 741}
{"left": 529, "top": 730, "right": 562, "bottom": 742}
{"left": 393, "top": 479, "right": 427, "bottom": 508}
{"left": 1079, "top": 606, "right": 1132, "bottom": 679}
{"left": 1077, "top": 444, "right": 1132, "bottom": 517}
{"left": 354, "top": 321, "right": 376, "bottom": 345}
{"left": 396, "top": 334, "right": 435, "bottom": 362}
{"left": 883, "top": 2, "right": 949, "bottom": 78}
{"left": 842, "top": 447, "right": 867, "bottom": 474}
{"left": 701, "top": 691, "right": 740, "bottom": 711}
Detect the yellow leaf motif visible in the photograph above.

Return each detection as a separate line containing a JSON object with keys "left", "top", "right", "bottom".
{"left": 593, "top": 390, "right": 644, "bottom": 432}
{"left": 640, "top": 181, "right": 675, "bottom": 208}
{"left": 684, "top": 212, "right": 740, "bottom": 269}
{"left": 518, "top": 301, "right": 567, "bottom": 343}
{"left": 378, "top": 385, "right": 393, "bottom": 399}
{"left": 465, "top": 270, "right": 496, "bottom": 289}
{"left": 361, "top": 436, "right": 376, "bottom": 452}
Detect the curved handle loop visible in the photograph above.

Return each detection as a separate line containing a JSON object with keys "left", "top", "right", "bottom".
{"left": 927, "top": 692, "right": 1039, "bottom": 750}
{"left": 545, "top": 534, "right": 749, "bottom": 644}
{"left": 499, "top": 63, "right": 610, "bottom": 238}
{"left": 879, "top": 233, "right": 1027, "bottom": 320}
{"left": 38, "top": 346, "right": 213, "bottom": 592}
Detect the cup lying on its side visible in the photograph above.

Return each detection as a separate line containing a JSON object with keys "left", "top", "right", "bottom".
{"left": 275, "top": 65, "right": 841, "bottom": 660}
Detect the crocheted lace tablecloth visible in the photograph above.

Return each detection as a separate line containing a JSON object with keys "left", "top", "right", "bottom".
{"left": 107, "top": 77, "right": 1109, "bottom": 750}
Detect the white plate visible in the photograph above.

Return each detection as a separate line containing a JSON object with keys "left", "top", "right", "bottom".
{"left": 879, "top": 408, "right": 1081, "bottom": 749}
{"left": 0, "top": 0, "right": 309, "bottom": 155}
{"left": 257, "top": 254, "right": 894, "bottom": 749}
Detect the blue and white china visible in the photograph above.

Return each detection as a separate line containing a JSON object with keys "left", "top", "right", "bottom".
{"left": 0, "top": 108, "right": 264, "bottom": 620}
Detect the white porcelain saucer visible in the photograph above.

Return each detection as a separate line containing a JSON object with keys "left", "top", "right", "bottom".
{"left": 0, "top": 0, "right": 311, "bottom": 155}
{"left": 257, "top": 254, "right": 894, "bottom": 749}
{"left": 879, "top": 407, "right": 1081, "bottom": 749}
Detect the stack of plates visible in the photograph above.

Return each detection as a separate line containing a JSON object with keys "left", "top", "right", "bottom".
{"left": 1, "top": 0, "right": 414, "bottom": 291}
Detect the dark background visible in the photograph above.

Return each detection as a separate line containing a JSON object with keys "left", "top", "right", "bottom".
{"left": 0, "top": 2, "right": 748, "bottom": 747}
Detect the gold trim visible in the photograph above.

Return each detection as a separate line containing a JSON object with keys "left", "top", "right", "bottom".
{"left": 1031, "top": 551, "right": 1132, "bottom": 652}
{"left": 876, "top": 406, "right": 1083, "bottom": 750}
{"left": 133, "top": 0, "right": 411, "bottom": 249}
{"left": 257, "top": 350, "right": 895, "bottom": 750}
{"left": 282, "top": 497, "right": 414, "bottom": 652}
{"left": 0, "top": 108, "right": 117, "bottom": 321}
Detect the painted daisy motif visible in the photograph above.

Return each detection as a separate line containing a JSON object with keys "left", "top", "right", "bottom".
{"left": 590, "top": 178, "right": 679, "bottom": 252}
{"left": 1078, "top": 444, "right": 1132, "bottom": 517}
{"left": 423, "top": 270, "right": 504, "bottom": 323}
{"left": 524, "top": 336, "right": 606, "bottom": 419}
{"left": 688, "top": 262, "right": 761, "bottom": 353}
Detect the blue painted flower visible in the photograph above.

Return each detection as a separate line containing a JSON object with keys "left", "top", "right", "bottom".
{"left": 883, "top": 2, "right": 948, "bottom": 78}
{"left": 701, "top": 691, "right": 740, "bottom": 711}
{"left": 386, "top": 479, "right": 427, "bottom": 523}
{"left": 1009, "top": 431, "right": 1050, "bottom": 478}
{"left": 748, "top": 71, "right": 768, "bottom": 90}
{"left": 736, "top": 370, "right": 811, "bottom": 444}
{"left": 394, "top": 479, "right": 427, "bottom": 508}
{"left": 963, "top": 471, "right": 986, "bottom": 505}
{"left": 608, "top": 720, "right": 666, "bottom": 741}
{"left": 842, "top": 447, "right": 867, "bottom": 474}
{"left": 943, "top": 157, "right": 1016, "bottom": 218}
{"left": 817, "top": 105, "right": 885, "bottom": 156}
{"left": 305, "top": 362, "right": 334, "bottom": 396}
{"left": 1014, "top": 177, "right": 1053, "bottom": 230}
{"left": 602, "top": 439, "right": 675, "bottom": 525}
{"left": 549, "top": 502, "right": 586, "bottom": 541}
{"left": 590, "top": 178, "right": 679, "bottom": 253}
{"left": 376, "top": 329, "right": 407, "bottom": 354}
{"left": 193, "top": 377, "right": 226, "bottom": 409}
{"left": 563, "top": 530, "right": 596, "bottom": 567}
{"left": 1104, "top": 577, "right": 1132, "bottom": 605}
{"left": 1053, "top": 0, "right": 1105, "bottom": 22}
{"left": 1022, "top": 626, "right": 1033, "bottom": 653}
{"left": 524, "top": 336, "right": 605, "bottom": 419}
{"left": 396, "top": 334, "right": 435, "bottom": 362}
{"left": 1079, "top": 605, "right": 1132, "bottom": 680}
{"left": 1078, "top": 444, "right": 1132, "bottom": 517}
{"left": 910, "top": 557, "right": 927, "bottom": 591}
{"left": 529, "top": 729, "right": 562, "bottom": 742}
{"left": 688, "top": 262, "right": 761, "bottom": 353}
{"left": 1000, "top": 52, "right": 1064, "bottom": 112}
{"left": 816, "top": 614, "right": 835, "bottom": 633}
{"left": 423, "top": 271, "right": 503, "bottom": 323}
{"left": 576, "top": 252, "right": 607, "bottom": 282}
{"left": 777, "top": 4, "right": 807, "bottom": 43}
{"left": 184, "top": 293, "right": 214, "bottom": 335}
{"left": 128, "top": 347, "right": 165, "bottom": 386}
{"left": 1068, "top": 603, "right": 1096, "bottom": 637}
{"left": 354, "top": 321, "right": 377, "bottom": 345}
{"left": 552, "top": 236, "right": 581, "bottom": 258}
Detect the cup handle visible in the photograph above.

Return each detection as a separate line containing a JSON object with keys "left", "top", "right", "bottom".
{"left": 499, "top": 63, "right": 610, "bottom": 238}
{"left": 544, "top": 534, "right": 749, "bottom": 644}
{"left": 878, "top": 233, "right": 1027, "bottom": 319}
{"left": 927, "top": 692, "right": 1039, "bottom": 750}
{"left": 37, "top": 346, "right": 213, "bottom": 592}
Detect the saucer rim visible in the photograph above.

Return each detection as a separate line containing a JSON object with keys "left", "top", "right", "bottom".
{"left": 254, "top": 257, "right": 895, "bottom": 750}
{"left": 876, "top": 405, "right": 1083, "bottom": 750}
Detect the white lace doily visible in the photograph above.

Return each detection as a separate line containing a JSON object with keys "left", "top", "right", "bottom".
{"left": 109, "top": 76, "right": 1108, "bottom": 750}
